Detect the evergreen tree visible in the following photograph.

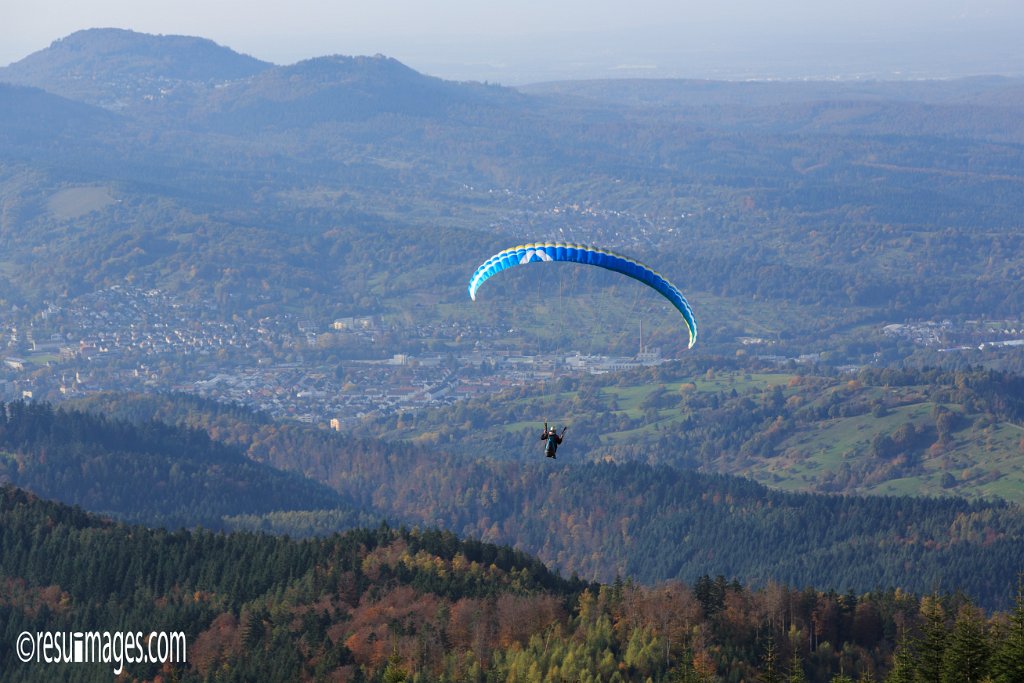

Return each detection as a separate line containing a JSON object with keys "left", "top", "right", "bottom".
{"left": 760, "top": 633, "right": 781, "bottom": 683}
{"left": 990, "top": 577, "right": 1024, "bottom": 683}
{"left": 788, "top": 650, "right": 807, "bottom": 683}
{"left": 383, "top": 652, "right": 409, "bottom": 683}
{"left": 941, "top": 604, "right": 990, "bottom": 683}
{"left": 673, "top": 653, "right": 699, "bottom": 683}
{"left": 885, "top": 629, "right": 915, "bottom": 683}
{"left": 915, "top": 596, "right": 948, "bottom": 683}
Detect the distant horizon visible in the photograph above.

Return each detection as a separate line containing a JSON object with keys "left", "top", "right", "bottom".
{"left": 4, "top": 0, "right": 1024, "bottom": 86}
{"left": 5, "top": 25, "right": 1023, "bottom": 87}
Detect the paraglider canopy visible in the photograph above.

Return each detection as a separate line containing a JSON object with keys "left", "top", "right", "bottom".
{"left": 468, "top": 242, "right": 697, "bottom": 348}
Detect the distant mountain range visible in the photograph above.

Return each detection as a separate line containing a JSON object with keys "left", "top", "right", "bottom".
{"left": 0, "top": 28, "right": 523, "bottom": 129}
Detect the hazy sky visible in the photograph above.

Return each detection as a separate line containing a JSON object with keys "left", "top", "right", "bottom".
{"left": 4, "top": 0, "right": 1023, "bottom": 83}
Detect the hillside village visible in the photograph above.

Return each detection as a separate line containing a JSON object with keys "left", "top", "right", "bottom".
{"left": 0, "top": 180, "right": 712, "bottom": 428}
{"left": 0, "top": 285, "right": 671, "bottom": 427}
{"left": 3, "top": 284, "right": 1023, "bottom": 429}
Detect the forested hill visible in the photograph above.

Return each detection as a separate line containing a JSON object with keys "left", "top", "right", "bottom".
{"left": 66, "top": 393, "right": 1024, "bottom": 611}
{"left": 0, "top": 83, "right": 121, "bottom": 157}
{"left": 0, "top": 400, "right": 368, "bottom": 529}
{"left": 0, "top": 486, "right": 581, "bottom": 682}
{"left": 0, "top": 28, "right": 273, "bottom": 108}
{"left": 2, "top": 484, "right": 1023, "bottom": 682}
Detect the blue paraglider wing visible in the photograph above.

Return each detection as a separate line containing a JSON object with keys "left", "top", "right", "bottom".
{"left": 468, "top": 242, "right": 697, "bottom": 349}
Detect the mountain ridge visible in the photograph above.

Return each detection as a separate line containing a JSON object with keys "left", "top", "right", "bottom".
{"left": 0, "top": 399, "right": 366, "bottom": 529}
{"left": 0, "top": 28, "right": 273, "bottom": 105}
{"left": 0, "top": 28, "right": 523, "bottom": 128}
{"left": 199, "top": 52, "right": 524, "bottom": 131}
{"left": 0, "top": 81, "right": 121, "bottom": 142}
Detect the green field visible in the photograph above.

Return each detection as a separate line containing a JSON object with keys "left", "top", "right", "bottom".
{"left": 46, "top": 185, "right": 115, "bottom": 220}
{"left": 493, "top": 371, "right": 797, "bottom": 438}
{"left": 380, "top": 367, "right": 1024, "bottom": 505}
{"left": 745, "top": 397, "right": 1024, "bottom": 503}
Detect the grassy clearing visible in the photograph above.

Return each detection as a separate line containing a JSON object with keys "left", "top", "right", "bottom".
{"left": 394, "top": 367, "right": 1024, "bottom": 504}
{"left": 977, "top": 474, "right": 1024, "bottom": 501}
{"left": 755, "top": 395, "right": 1024, "bottom": 504}
{"left": 875, "top": 476, "right": 932, "bottom": 497}
{"left": 621, "top": 376, "right": 1024, "bottom": 504}
{"left": 780, "top": 402, "right": 936, "bottom": 465}
{"left": 493, "top": 372, "right": 796, "bottom": 444}
{"left": 47, "top": 186, "right": 115, "bottom": 220}
{"left": 26, "top": 353, "right": 60, "bottom": 365}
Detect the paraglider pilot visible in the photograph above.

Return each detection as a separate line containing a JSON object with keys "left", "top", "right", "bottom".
{"left": 541, "top": 422, "right": 567, "bottom": 458}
